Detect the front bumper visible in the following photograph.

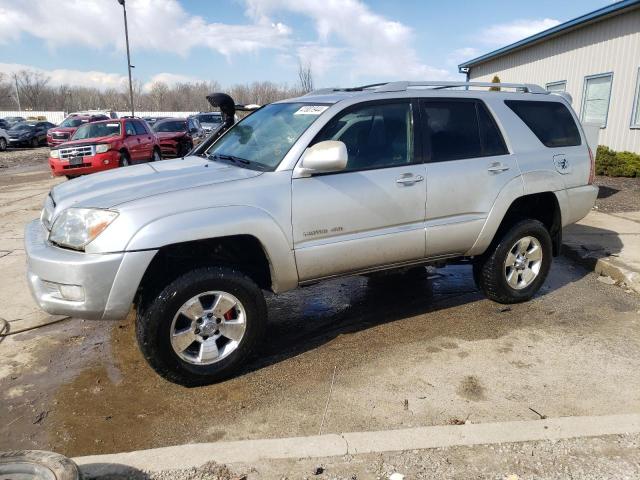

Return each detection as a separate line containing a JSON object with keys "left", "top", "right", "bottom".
{"left": 49, "top": 150, "right": 120, "bottom": 177}
{"left": 24, "top": 219, "right": 157, "bottom": 320}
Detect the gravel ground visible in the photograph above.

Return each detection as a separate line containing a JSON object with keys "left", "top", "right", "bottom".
{"left": 594, "top": 175, "right": 640, "bottom": 213}
{"left": 84, "top": 433, "right": 640, "bottom": 480}
{"left": 0, "top": 146, "right": 50, "bottom": 170}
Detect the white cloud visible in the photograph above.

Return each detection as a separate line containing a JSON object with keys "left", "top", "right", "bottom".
{"left": 142, "top": 73, "right": 201, "bottom": 92}
{"left": 479, "top": 18, "right": 560, "bottom": 46}
{"left": 244, "top": 0, "right": 452, "bottom": 81}
{"left": 0, "top": 63, "right": 129, "bottom": 90}
{"left": 0, "top": 0, "right": 291, "bottom": 57}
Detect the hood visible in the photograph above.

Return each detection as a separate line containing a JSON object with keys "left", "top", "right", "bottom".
{"left": 49, "top": 127, "right": 77, "bottom": 134}
{"left": 52, "top": 135, "right": 120, "bottom": 149}
{"left": 51, "top": 156, "right": 263, "bottom": 209}
{"left": 8, "top": 128, "right": 34, "bottom": 137}
{"left": 155, "top": 131, "right": 187, "bottom": 139}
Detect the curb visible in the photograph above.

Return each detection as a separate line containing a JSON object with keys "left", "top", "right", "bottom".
{"left": 562, "top": 242, "right": 640, "bottom": 294}
{"left": 75, "top": 413, "right": 640, "bottom": 475}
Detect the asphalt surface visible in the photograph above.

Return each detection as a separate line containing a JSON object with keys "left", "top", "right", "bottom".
{"left": 1, "top": 158, "right": 639, "bottom": 479}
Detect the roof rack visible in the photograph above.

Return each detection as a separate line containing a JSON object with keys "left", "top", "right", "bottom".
{"left": 306, "top": 81, "right": 548, "bottom": 96}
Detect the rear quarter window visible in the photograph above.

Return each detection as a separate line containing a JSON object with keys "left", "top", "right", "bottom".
{"left": 505, "top": 100, "right": 581, "bottom": 148}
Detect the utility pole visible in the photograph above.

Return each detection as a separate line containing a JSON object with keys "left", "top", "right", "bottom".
{"left": 13, "top": 75, "right": 21, "bottom": 111}
{"left": 117, "top": 0, "right": 135, "bottom": 116}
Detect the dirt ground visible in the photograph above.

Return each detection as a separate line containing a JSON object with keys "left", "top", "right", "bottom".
{"left": 1, "top": 157, "right": 639, "bottom": 479}
{"left": 0, "top": 146, "right": 50, "bottom": 171}
{"left": 594, "top": 175, "right": 640, "bottom": 213}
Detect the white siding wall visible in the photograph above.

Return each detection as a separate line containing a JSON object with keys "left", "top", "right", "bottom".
{"left": 0, "top": 111, "right": 200, "bottom": 125}
{"left": 469, "top": 8, "right": 640, "bottom": 153}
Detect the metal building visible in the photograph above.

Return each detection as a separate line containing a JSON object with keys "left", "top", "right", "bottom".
{"left": 458, "top": 0, "right": 640, "bottom": 153}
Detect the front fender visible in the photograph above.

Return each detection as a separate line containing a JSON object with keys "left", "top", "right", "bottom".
{"left": 125, "top": 206, "right": 298, "bottom": 293}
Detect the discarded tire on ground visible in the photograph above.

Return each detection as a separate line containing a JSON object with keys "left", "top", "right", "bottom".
{"left": 0, "top": 450, "right": 80, "bottom": 480}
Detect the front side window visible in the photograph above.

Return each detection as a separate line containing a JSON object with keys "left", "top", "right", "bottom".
{"left": 506, "top": 100, "right": 581, "bottom": 148}
{"left": 125, "top": 121, "right": 136, "bottom": 136}
{"left": 313, "top": 101, "right": 414, "bottom": 172}
{"left": 581, "top": 73, "right": 613, "bottom": 127}
{"left": 206, "top": 102, "right": 326, "bottom": 171}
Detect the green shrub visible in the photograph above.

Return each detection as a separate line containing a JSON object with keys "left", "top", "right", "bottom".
{"left": 595, "top": 145, "right": 640, "bottom": 177}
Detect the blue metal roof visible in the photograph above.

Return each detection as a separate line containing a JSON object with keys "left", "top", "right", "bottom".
{"left": 458, "top": 0, "right": 640, "bottom": 72}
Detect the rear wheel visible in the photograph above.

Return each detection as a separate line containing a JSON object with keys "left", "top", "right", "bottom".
{"left": 473, "top": 219, "right": 552, "bottom": 304}
{"left": 0, "top": 137, "right": 6, "bottom": 151}
{"left": 136, "top": 266, "right": 267, "bottom": 386}
{"left": 119, "top": 151, "right": 130, "bottom": 167}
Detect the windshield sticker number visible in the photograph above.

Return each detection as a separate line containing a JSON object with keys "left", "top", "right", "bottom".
{"left": 294, "top": 105, "right": 329, "bottom": 115}
{"left": 106, "top": 123, "right": 119, "bottom": 127}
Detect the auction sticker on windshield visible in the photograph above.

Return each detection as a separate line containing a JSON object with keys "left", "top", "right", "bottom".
{"left": 294, "top": 105, "right": 329, "bottom": 115}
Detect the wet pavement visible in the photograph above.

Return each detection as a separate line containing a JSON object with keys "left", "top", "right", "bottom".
{"left": 1, "top": 164, "right": 640, "bottom": 458}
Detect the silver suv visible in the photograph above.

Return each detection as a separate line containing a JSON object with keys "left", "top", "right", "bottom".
{"left": 25, "top": 81, "right": 598, "bottom": 385}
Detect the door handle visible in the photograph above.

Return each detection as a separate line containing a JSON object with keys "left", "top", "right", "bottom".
{"left": 396, "top": 174, "right": 424, "bottom": 185}
{"left": 487, "top": 162, "right": 510, "bottom": 173}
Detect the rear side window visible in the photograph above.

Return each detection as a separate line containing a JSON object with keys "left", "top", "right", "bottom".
{"left": 505, "top": 100, "right": 581, "bottom": 147}
{"left": 421, "top": 100, "right": 508, "bottom": 162}
{"left": 133, "top": 121, "right": 147, "bottom": 135}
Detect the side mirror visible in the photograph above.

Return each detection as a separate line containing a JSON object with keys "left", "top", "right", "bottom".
{"left": 300, "top": 140, "right": 348, "bottom": 175}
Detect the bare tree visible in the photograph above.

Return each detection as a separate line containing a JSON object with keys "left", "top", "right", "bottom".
{"left": 12, "top": 70, "right": 50, "bottom": 109}
{"left": 297, "top": 60, "right": 314, "bottom": 93}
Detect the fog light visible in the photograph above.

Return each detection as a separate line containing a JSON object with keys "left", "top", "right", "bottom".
{"left": 58, "top": 284, "right": 85, "bottom": 302}
{"left": 103, "top": 160, "right": 109, "bottom": 165}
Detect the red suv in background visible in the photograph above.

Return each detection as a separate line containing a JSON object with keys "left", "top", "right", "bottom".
{"left": 47, "top": 114, "right": 109, "bottom": 146}
{"left": 49, "top": 118, "right": 161, "bottom": 178}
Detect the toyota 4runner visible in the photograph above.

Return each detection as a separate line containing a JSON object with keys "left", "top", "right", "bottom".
{"left": 25, "top": 81, "right": 598, "bottom": 385}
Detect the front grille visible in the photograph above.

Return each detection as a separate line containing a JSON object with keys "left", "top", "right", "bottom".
{"left": 59, "top": 145, "right": 94, "bottom": 160}
{"left": 52, "top": 132, "right": 69, "bottom": 139}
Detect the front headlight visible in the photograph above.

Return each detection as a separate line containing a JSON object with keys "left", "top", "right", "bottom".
{"left": 95, "top": 144, "right": 110, "bottom": 154}
{"left": 50, "top": 149, "right": 59, "bottom": 159}
{"left": 49, "top": 208, "right": 118, "bottom": 250}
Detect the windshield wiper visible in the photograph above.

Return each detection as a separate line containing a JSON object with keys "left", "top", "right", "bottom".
{"left": 210, "top": 153, "right": 251, "bottom": 165}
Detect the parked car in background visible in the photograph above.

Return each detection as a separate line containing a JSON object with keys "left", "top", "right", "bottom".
{"left": 4, "top": 116, "right": 26, "bottom": 127}
{"left": 0, "top": 128, "right": 9, "bottom": 151}
{"left": 70, "top": 109, "right": 118, "bottom": 119}
{"left": 48, "top": 118, "right": 161, "bottom": 178}
{"left": 142, "top": 116, "right": 168, "bottom": 127}
{"left": 7, "top": 121, "right": 55, "bottom": 147}
{"left": 47, "top": 114, "right": 109, "bottom": 147}
{"left": 152, "top": 117, "right": 204, "bottom": 157}
{"left": 192, "top": 112, "right": 222, "bottom": 132}
{"left": 0, "top": 119, "right": 11, "bottom": 130}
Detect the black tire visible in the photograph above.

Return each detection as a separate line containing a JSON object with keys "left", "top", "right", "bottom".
{"left": 473, "top": 219, "right": 552, "bottom": 304}
{"left": 31, "top": 137, "right": 39, "bottom": 148}
{"left": 0, "top": 450, "right": 80, "bottom": 480}
{"left": 119, "top": 150, "right": 130, "bottom": 167}
{"left": 136, "top": 266, "right": 267, "bottom": 386}
{"left": 0, "top": 137, "right": 6, "bottom": 151}
{"left": 151, "top": 147, "right": 161, "bottom": 162}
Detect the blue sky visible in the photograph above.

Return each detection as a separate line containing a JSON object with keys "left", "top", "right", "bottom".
{"left": 0, "top": 0, "right": 612, "bottom": 91}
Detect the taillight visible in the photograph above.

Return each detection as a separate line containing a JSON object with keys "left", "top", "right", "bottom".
{"left": 588, "top": 146, "right": 595, "bottom": 184}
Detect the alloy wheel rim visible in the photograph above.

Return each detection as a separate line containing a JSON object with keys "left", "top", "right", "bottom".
{"left": 504, "top": 236, "right": 543, "bottom": 290}
{"left": 170, "top": 291, "right": 247, "bottom": 365}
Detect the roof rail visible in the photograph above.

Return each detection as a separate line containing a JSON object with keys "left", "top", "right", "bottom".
{"left": 375, "top": 81, "right": 548, "bottom": 94}
{"left": 306, "top": 81, "right": 547, "bottom": 96}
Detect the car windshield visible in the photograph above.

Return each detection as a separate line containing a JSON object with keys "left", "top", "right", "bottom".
{"left": 72, "top": 122, "right": 121, "bottom": 140}
{"left": 153, "top": 120, "right": 187, "bottom": 132}
{"left": 198, "top": 114, "right": 221, "bottom": 125}
{"left": 60, "top": 117, "right": 87, "bottom": 128}
{"left": 9, "top": 122, "right": 34, "bottom": 131}
{"left": 206, "top": 103, "right": 328, "bottom": 171}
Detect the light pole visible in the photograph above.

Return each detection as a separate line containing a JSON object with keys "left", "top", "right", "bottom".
{"left": 117, "top": 0, "right": 135, "bottom": 116}
{"left": 13, "top": 76, "right": 21, "bottom": 111}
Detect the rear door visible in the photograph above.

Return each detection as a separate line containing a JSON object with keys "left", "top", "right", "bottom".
{"left": 419, "top": 98, "right": 519, "bottom": 257}
{"left": 132, "top": 120, "right": 153, "bottom": 160}
{"left": 292, "top": 99, "right": 427, "bottom": 281}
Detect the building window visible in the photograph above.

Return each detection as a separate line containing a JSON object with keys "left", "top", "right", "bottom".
{"left": 581, "top": 73, "right": 613, "bottom": 128}
{"left": 632, "top": 67, "right": 640, "bottom": 129}
{"left": 546, "top": 81, "right": 566, "bottom": 93}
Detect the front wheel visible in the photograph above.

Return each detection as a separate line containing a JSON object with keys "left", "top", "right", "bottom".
{"left": 119, "top": 151, "right": 130, "bottom": 167}
{"left": 473, "top": 219, "right": 552, "bottom": 304}
{"left": 136, "top": 266, "right": 267, "bottom": 386}
{"left": 0, "top": 138, "right": 6, "bottom": 151}
{"left": 31, "top": 137, "right": 39, "bottom": 148}
{"left": 151, "top": 148, "right": 161, "bottom": 162}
